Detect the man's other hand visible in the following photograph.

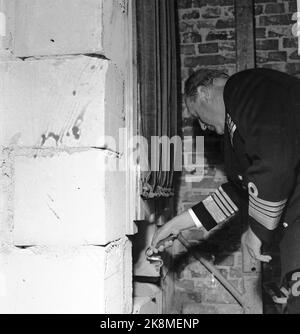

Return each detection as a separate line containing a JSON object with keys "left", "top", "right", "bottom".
{"left": 242, "top": 227, "right": 272, "bottom": 263}
{"left": 147, "top": 210, "right": 200, "bottom": 257}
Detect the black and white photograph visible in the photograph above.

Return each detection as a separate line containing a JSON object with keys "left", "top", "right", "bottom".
{"left": 0, "top": 0, "right": 300, "bottom": 318}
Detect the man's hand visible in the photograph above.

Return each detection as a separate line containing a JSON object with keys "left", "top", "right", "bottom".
{"left": 147, "top": 211, "right": 197, "bottom": 257}
{"left": 242, "top": 227, "right": 272, "bottom": 263}
{"left": 147, "top": 220, "right": 180, "bottom": 257}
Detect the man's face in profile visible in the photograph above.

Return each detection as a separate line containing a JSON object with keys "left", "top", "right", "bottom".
{"left": 185, "top": 95, "right": 224, "bottom": 135}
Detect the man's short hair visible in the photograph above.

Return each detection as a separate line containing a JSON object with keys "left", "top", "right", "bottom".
{"left": 184, "top": 69, "right": 229, "bottom": 100}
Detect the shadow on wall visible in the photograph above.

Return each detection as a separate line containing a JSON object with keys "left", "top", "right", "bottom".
{"left": 169, "top": 213, "right": 245, "bottom": 276}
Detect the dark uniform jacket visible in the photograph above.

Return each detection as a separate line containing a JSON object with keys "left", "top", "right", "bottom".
{"left": 190, "top": 68, "right": 300, "bottom": 277}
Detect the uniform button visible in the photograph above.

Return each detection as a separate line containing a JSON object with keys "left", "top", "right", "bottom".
{"left": 283, "top": 222, "right": 289, "bottom": 228}
{"left": 238, "top": 175, "right": 243, "bottom": 181}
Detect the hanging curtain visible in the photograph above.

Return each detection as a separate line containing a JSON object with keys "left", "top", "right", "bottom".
{"left": 137, "top": 0, "right": 179, "bottom": 199}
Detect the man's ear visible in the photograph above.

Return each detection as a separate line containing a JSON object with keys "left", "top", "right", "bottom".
{"left": 213, "top": 77, "right": 227, "bottom": 87}
{"left": 198, "top": 120, "right": 207, "bottom": 131}
{"left": 197, "top": 85, "right": 210, "bottom": 102}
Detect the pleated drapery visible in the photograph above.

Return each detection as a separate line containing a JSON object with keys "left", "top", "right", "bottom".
{"left": 137, "top": 0, "right": 179, "bottom": 199}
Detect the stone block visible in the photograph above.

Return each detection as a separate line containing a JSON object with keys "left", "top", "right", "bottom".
{"left": 4, "top": 0, "right": 129, "bottom": 70}
{"left": 0, "top": 56, "right": 125, "bottom": 149}
{"left": 0, "top": 239, "right": 132, "bottom": 314}
{"left": 13, "top": 150, "right": 127, "bottom": 246}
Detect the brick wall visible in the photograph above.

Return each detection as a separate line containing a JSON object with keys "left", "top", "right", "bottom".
{"left": 255, "top": 0, "right": 300, "bottom": 75}
{"left": 176, "top": 0, "right": 300, "bottom": 314}
{"left": 176, "top": 0, "right": 244, "bottom": 315}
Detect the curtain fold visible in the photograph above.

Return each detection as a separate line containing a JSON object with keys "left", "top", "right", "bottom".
{"left": 137, "top": 0, "right": 178, "bottom": 199}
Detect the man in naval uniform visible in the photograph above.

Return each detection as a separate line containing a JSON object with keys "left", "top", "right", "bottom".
{"left": 149, "top": 68, "right": 300, "bottom": 314}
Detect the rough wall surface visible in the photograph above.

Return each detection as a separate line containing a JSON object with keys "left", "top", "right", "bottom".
{"left": 13, "top": 149, "right": 126, "bottom": 246}
{"left": 0, "top": 238, "right": 132, "bottom": 314}
{"left": 5, "top": 0, "right": 129, "bottom": 72}
{"left": 0, "top": 57, "right": 125, "bottom": 148}
{"left": 0, "top": 0, "right": 132, "bottom": 314}
{"left": 255, "top": 0, "right": 300, "bottom": 75}
{"left": 177, "top": 0, "right": 300, "bottom": 314}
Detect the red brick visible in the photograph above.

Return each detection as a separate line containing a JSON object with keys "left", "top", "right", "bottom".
{"left": 217, "top": 268, "right": 229, "bottom": 279}
{"left": 184, "top": 54, "right": 235, "bottom": 67}
{"left": 216, "top": 19, "right": 235, "bottom": 29}
{"left": 174, "top": 291, "right": 202, "bottom": 308}
{"left": 182, "top": 44, "right": 196, "bottom": 55}
{"left": 255, "top": 4, "right": 263, "bottom": 15}
{"left": 183, "top": 203, "right": 195, "bottom": 211}
{"left": 268, "top": 30, "right": 284, "bottom": 38}
{"left": 286, "top": 62, "right": 300, "bottom": 75}
{"left": 191, "top": 177, "right": 220, "bottom": 189}
{"left": 289, "top": 1, "right": 297, "bottom": 13}
{"left": 228, "top": 279, "right": 245, "bottom": 293}
{"left": 176, "top": 280, "right": 195, "bottom": 291}
{"left": 198, "top": 43, "right": 219, "bottom": 54}
{"left": 265, "top": 3, "right": 285, "bottom": 14}
{"left": 259, "top": 14, "right": 291, "bottom": 26}
{"left": 289, "top": 50, "right": 300, "bottom": 60}
{"left": 214, "top": 254, "right": 235, "bottom": 266}
{"left": 178, "top": 0, "right": 193, "bottom": 9}
{"left": 202, "top": 7, "right": 221, "bottom": 19}
{"left": 223, "top": 6, "right": 235, "bottom": 18}
{"left": 206, "top": 30, "right": 235, "bottom": 41}
{"left": 268, "top": 51, "right": 288, "bottom": 62}
{"left": 283, "top": 38, "right": 298, "bottom": 48}
{"left": 196, "top": 20, "right": 216, "bottom": 29}
{"left": 182, "top": 32, "right": 202, "bottom": 43}
{"left": 256, "top": 27, "right": 266, "bottom": 38}
{"left": 194, "top": 0, "right": 234, "bottom": 7}
{"left": 257, "top": 51, "right": 287, "bottom": 63}
{"left": 179, "top": 21, "right": 195, "bottom": 33}
{"left": 198, "top": 285, "right": 237, "bottom": 304}
{"left": 256, "top": 39, "right": 279, "bottom": 50}
{"left": 182, "top": 10, "right": 201, "bottom": 20}
{"left": 267, "top": 26, "right": 293, "bottom": 38}
{"left": 229, "top": 267, "right": 243, "bottom": 279}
